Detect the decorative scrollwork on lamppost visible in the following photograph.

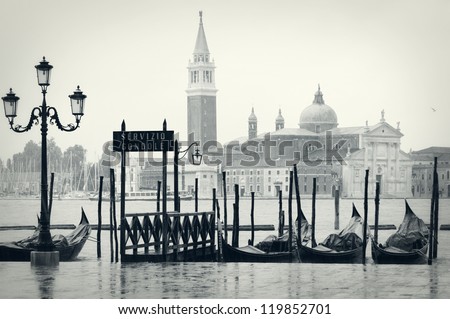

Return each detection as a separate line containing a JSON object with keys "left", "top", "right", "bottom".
{"left": 2, "top": 57, "right": 87, "bottom": 252}
{"left": 173, "top": 141, "right": 202, "bottom": 211}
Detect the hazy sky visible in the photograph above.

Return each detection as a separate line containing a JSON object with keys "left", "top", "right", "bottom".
{"left": 0, "top": 0, "right": 449, "bottom": 163}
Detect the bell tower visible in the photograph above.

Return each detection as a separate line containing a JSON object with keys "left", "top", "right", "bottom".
{"left": 248, "top": 107, "right": 257, "bottom": 139}
{"left": 275, "top": 108, "right": 284, "bottom": 130}
{"left": 186, "top": 11, "right": 218, "bottom": 149}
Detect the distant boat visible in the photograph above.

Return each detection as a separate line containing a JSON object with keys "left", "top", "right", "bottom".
{"left": 0, "top": 208, "right": 91, "bottom": 262}
{"left": 89, "top": 191, "right": 193, "bottom": 202}
{"left": 59, "top": 191, "right": 89, "bottom": 200}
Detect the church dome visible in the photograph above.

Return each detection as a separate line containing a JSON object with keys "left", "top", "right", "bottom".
{"left": 299, "top": 86, "right": 338, "bottom": 133}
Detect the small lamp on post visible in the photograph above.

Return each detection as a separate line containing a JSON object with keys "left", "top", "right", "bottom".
{"left": 2, "top": 89, "right": 19, "bottom": 123}
{"left": 174, "top": 142, "right": 202, "bottom": 211}
{"left": 69, "top": 86, "right": 86, "bottom": 122}
{"left": 192, "top": 146, "right": 203, "bottom": 166}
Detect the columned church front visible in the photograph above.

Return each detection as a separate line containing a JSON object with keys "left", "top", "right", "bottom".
{"left": 223, "top": 88, "right": 413, "bottom": 198}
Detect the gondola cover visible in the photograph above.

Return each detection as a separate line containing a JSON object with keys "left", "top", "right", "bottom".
{"left": 383, "top": 201, "right": 428, "bottom": 252}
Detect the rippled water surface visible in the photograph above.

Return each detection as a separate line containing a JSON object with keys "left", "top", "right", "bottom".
{"left": 0, "top": 197, "right": 449, "bottom": 299}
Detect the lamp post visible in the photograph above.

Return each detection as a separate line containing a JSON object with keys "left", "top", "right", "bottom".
{"left": 2, "top": 57, "right": 86, "bottom": 255}
{"left": 174, "top": 141, "right": 202, "bottom": 211}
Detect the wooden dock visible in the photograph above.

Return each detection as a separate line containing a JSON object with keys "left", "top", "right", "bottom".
{"left": 120, "top": 211, "right": 216, "bottom": 262}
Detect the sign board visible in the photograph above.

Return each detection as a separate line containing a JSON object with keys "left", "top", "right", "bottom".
{"left": 113, "top": 130, "right": 175, "bottom": 152}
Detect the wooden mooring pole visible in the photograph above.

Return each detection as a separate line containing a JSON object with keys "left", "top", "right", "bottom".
{"left": 109, "top": 168, "right": 115, "bottom": 262}
{"left": 250, "top": 191, "right": 255, "bottom": 246}
{"left": 311, "top": 178, "right": 317, "bottom": 247}
{"left": 212, "top": 188, "right": 217, "bottom": 212}
{"left": 374, "top": 181, "right": 380, "bottom": 244}
{"left": 119, "top": 120, "right": 126, "bottom": 262}
{"left": 428, "top": 187, "right": 435, "bottom": 265}
{"left": 278, "top": 190, "right": 284, "bottom": 238}
{"left": 362, "top": 169, "right": 369, "bottom": 265}
{"left": 433, "top": 157, "right": 439, "bottom": 259}
{"left": 334, "top": 188, "right": 340, "bottom": 230}
{"left": 195, "top": 177, "right": 199, "bottom": 212}
{"left": 156, "top": 180, "right": 161, "bottom": 212}
{"left": 222, "top": 171, "right": 228, "bottom": 243}
{"left": 97, "top": 175, "right": 104, "bottom": 258}
{"left": 288, "top": 171, "right": 293, "bottom": 252}
{"left": 216, "top": 198, "right": 222, "bottom": 261}
{"left": 232, "top": 184, "right": 240, "bottom": 247}
{"left": 428, "top": 157, "right": 437, "bottom": 264}
{"left": 174, "top": 139, "right": 179, "bottom": 212}
{"left": 293, "top": 164, "right": 302, "bottom": 245}
{"left": 162, "top": 119, "right": 168, "bottom": 261}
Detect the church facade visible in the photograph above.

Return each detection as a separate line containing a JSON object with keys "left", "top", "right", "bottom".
{"left": 221, "top": 87, "right": 413, "bottom": 198}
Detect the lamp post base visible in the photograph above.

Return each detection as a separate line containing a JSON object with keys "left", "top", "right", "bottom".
{"left": 30, "top": 251, "right": 60, "bottom": 267}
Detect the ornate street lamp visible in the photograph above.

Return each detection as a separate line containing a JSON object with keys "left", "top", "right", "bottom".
{"left": 173, "top": 141, "right": 202, "bottom": 211}
{"left": 2, "top": 57, "right": 86, "bottom": 253}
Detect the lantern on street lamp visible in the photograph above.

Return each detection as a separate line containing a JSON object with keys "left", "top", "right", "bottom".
{"left": 2, "top": 88, "right": 19, "bottom": 122}
{"left": 192, "top": 146, "right": 203, "bottom": 166}
{"left": 69, "top": 86, "right": 87, "bottom": 122}
{"left": 35, "top": 57, "right": 53, "bottom": 90}
{"left": 173, "top": 141, "right": 203, "bottom": 212}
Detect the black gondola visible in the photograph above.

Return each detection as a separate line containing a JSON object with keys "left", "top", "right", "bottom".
{"left": 0, "top": 208, "right": 91, "bottom": 262}
{"left": 371, "top": 200, "right": 428, "bottom": 264}
{"left": 298, "top": 204, "right": 366, "bottom": 263}
{"left": 220, "top": 235, "right": 295, "bottom": 263}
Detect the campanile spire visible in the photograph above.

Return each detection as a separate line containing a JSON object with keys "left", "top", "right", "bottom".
{"left": 186, "top": 11, "right": 218, "bottom": 149}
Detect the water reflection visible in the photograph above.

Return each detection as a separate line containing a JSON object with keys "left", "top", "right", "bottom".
{"left": 429, "top": 264, "right": 439, "bottom": 298}
{"left": 2, "top": 199, "right": 450, "bottom": 298}
{"left": 31, "top": 265, "right": 58, "bottom": 299}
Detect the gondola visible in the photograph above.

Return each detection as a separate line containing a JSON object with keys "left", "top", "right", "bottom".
{"left": 0, "top": 208, "right": 91, "bottom": 262}
{"left": 220, "top": 235, "right": 295, "bottom": 263}
{"left": 255, "top": 211, "right": 311, "bottom": 254}
{"left": 298, "top": 204, "right": 366, "bottom": 263}
{"left": 218, "top": 214, "right": 295, "bottom": 263}
{"left": 371, "top": 200, "right": 428, "bottom": 264}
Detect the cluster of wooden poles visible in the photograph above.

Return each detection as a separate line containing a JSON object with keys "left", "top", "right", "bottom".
{"left": 94, "top": 169, "right": 119, "bottom": 262}
{"left": 94, "top": 169, "right": 205, "bottom": 262}
{"left": 220, "top": 160, "right": 441, "bottom": 265}
{"left": 221, "top": 164, "right": 347, "bottom": 259}
{"left": 91, "top": 158, "right": 441, "bottom": 264}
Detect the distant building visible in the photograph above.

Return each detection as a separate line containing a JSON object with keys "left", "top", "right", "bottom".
{"left": 186, "top": 11, "right": 217, "bottom": 150}
{"left": 128, "top": 157, "right": 218, "bottom": 200}
{"left": 410, "top": 147, "right": 450, "bottom": 198}
{"left": 222, "top": 86, "right": 413, "bottom": 198}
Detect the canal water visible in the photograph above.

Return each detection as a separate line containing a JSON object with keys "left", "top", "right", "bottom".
{"left": 0, "top": 197, "right": 449, "bottom": 299}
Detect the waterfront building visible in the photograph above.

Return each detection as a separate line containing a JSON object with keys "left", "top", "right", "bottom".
{"left": 222, "top": 86, "right": 413, "bottom": 198}
{"left": 127, "top": 157, "right": 218, "bottom": 200}
{"left": 410, "top": 147, "right": 450, "bottom": 198}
